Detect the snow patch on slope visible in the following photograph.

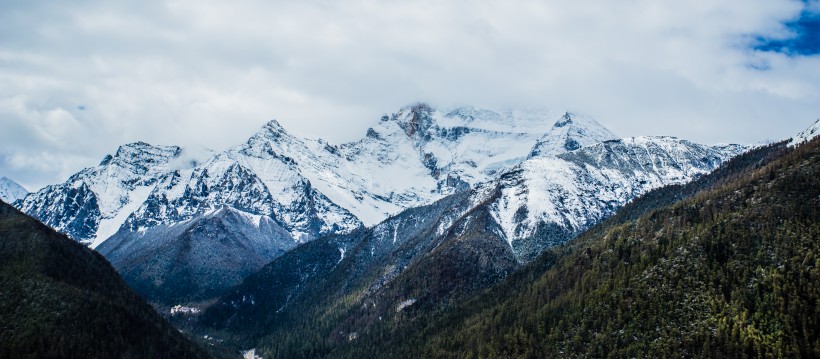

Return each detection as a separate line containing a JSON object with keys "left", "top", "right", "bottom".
{"left": 92, "top": 185, "right": 154, "bottom": 248}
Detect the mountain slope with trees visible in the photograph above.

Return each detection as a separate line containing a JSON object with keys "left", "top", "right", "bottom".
{"left": 0, "top": 200, "right": 213, "bottom": 358}
{"left": 229, "top": 136, "right": 817, "bottom": 357}
{"left": 373, "top": 138, "right": 820, "bottom": 358}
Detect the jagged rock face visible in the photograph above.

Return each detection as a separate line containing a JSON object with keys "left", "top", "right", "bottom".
{"left": 228, "top": 121, "right": 364, "bottom": 239}
{"left": 108, "top": 141, "right": 182, "bottom": 175}
{"left": 18, "top": 182, "right": 101, "bottom": 243}
{"left": 125, "top": 161, "right": 274, "bottom": 231}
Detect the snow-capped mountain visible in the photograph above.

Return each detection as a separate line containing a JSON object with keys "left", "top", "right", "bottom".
{"left": 16, "top": 103, "right": 744, "bottom": 254}
{"left": 327, "top": 104, "right": 578, "bottom": 223}
{"left": 17, "top": 104, "right": 590, "bottom": 247}
{"left": 201, "top": 119, "right": 815, "bottom": 358}
{"left": 16, "top": 103, "right": 749, "bottom": 303}
{"left": 17, "top": 103, "right": 612, "bottom": 302}
{"left": 201, "top": 130, "right": 755, "bottom": 344}
{"left": 0, "top": 177, "right": 28, "bottom": 203}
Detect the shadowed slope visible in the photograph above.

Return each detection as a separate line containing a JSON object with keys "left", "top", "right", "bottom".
{"left": 0, "top": 200, "right": 211, "bottom": 358}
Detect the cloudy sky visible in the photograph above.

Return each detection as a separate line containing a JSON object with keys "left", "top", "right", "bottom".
{"left": 2, "top": 0, "right": 819, "bottom": 190}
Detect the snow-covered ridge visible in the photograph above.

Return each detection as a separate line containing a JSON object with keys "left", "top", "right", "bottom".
{"left": 16, "top": 103, "right": 757, "bottom": 257}
{"left": 18, "top": 142, "right": 182, "bottom": 245}
{"left": 18, "top": 104, "right": 597, "bottom": 247}
{"left": 490, "top": 135, "right": 746, "bottom": 257}
{"left": 790, "top": 119, "right": 820, "bottom": 147}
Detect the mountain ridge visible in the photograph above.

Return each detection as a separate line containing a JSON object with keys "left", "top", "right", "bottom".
{"left": 16, "top": 103, "right": 744, "bottom": 305}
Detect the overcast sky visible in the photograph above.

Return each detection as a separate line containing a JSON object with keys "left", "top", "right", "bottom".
{"left": 2, "top": 0, "right": 819, "bottom": 191}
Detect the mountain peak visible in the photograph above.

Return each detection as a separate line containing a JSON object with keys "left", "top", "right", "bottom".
{"left": 553, "top": 112, "right": 574, "bottom": 127}
{"left": 102, "top": 142, "right": 182, "bottom": 177}
{"left": 253, "top": 119, "right": 296, "bottom": 143}
{"left": 264, "top": 119, "right": 286, "bottom": 132}
{"left": 395, "top": 103, "right": 435, "bottom": 138}
{"left": 238, "top": 119, "right": 296, "bottom": 157}
{"left": 0, "top": 177, "right": 28, "bottom": 203}
{"left": 529, "top": 113, "right": 617, "bottom": 158}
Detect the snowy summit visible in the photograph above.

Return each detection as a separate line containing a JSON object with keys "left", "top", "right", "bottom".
{"left": 0, "top": 177, "right": 28, "bottom": 203}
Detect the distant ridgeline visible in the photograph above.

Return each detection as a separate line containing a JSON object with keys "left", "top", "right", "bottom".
{"left": 198, "top": 136, "right": 818, "bottom": 357}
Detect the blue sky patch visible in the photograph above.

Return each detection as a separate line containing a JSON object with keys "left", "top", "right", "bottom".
{"left": 755, "top": 10, "right": 820, "bottom": 56}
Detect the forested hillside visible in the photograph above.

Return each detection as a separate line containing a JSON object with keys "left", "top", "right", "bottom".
{"left": 0, "top": 201, "right": 212, "bottom": 358}
{"left": 390, "top": 138, "right": 820, "bottom": 358}
{"left": 248, "top": 138, "right": 818, "bottom": 358}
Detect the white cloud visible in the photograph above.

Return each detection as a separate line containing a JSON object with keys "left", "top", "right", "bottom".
{"left": 1, "top": 0, "right": 818, "bottom": 190}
